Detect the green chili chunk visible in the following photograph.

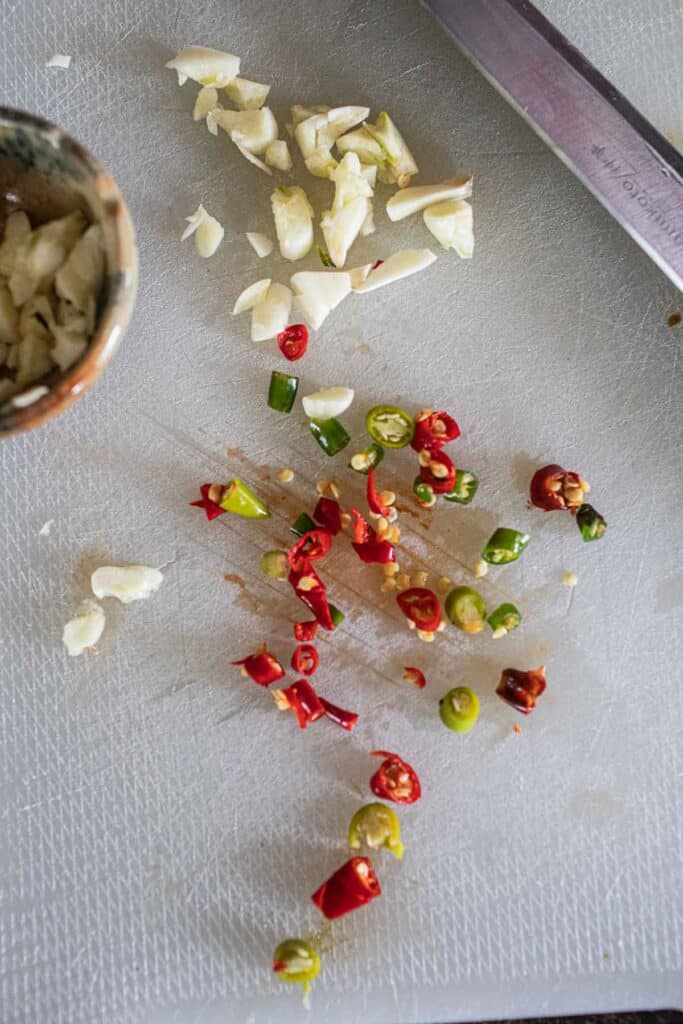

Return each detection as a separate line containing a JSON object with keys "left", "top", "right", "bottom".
{"left": 268, "top": 370, "right": 299, "bottom": 413}
{"left": 260, "top": 550, "right": 288, "bottom": 580}
{"left": 218, "top": 479, "right": 271, "bottom": 519}
{"left": 290, "top": 512, "right": 317, "bottom": 537}
{"left": 349, "top": 443, "right": 384, "bottom": 474}
{"left": 273, "top": 938, "right": 321, "bottom": 995}
{"left": 413, "top": 476, "right": 436, "bottom": 507}
{"left": 366, "top": 405, "right": 415, "bottom": 448}
{"left": 576, "top": 503, "right": 607, "bottom": 542}
{"left": 439, "top": 686, "right": 480, "bottom": 733}
{"left": 310, "top": 417, "right": 351, "bottom": 456}
{"left": 481, "top": 527, "right": 530, "bottom": 565}
{"left": 445, "top": 586, "right": 487, "bottom": 633}
{"left": 444, "top": 469, "right": 479, "bottom": 505}
{"left": 329, "top": 604, "right": 345, "bottom": 627}
{"left": 348, "top": 802, "right": 404, "bottom": 859}
{"left": 487, "top": 602, "right": 522, "bottom": 634}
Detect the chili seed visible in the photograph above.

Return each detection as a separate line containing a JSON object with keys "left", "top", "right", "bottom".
{"left": 436, "top": 576, "right": 452, "bottom": 594}
{"left": 329, "top": 481, "right": 341, "bottom": 500}
{"left": 380, "top": 579, "right": 397, "bottom": 592}
{"left": 416, "top": 629, "right": 435, "bottom": 642}
{"left": 316, "top": 479, "right": 330, "bottom": 495}
{"left": 276, "top": 468, "right": 294, "bottom": 484}
{"left": 473, "top": 558, "right": 488, "bottom": 578}
{"left": 418, "top": 450, "right": 432, "bottom": 468}
{"left": 562, "top": 571, "right": 579, "bottom": 587}
{"left": 397, "top": 573, "right": 410, "bottom": 589}
{"left": 298, "top": 576, "right": 318, "bottom": 591}
{"left": 340, "top": 512, "right": 351, "bottom": 529}
{"left": 580, "top": 479, "right": 591, "bottom": 493}
{"left": 430, "top": 460, "right": 449, "bottom": 479}
{"left": 412, "top": 571, "right": 428, "bottom": 587}
{"left": 492, "top": 626, "right": 507, "bottom": 639}
{"left": 380, "top": 490, "right": 396, "bottom": 507}
{"left": 207, "top": 483, "right": 225, "bottom": 504}
{"left": 384, "top": 563, "right": 399, "bottom": 576}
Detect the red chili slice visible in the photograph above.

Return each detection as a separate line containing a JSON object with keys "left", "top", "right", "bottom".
{"left": 366, "top": 465, "right": 391, "bottom": 518}
{"left": 496, "top": 666, "right": 546, "bottom": 714}
{"left": 396, "top": 588, "right": 442, "bottom": 632}
{"left": 289, "top": 565, "right": 335, "bottom": 631}
{"left": 370, "top": 750, "right": 421, "bottom": 804}
{"left": 287, "top": 529, "right": 333, "bottom": 573}
{"left": 350, "top": 507, "right": 395, "bottom": 564}
{"left": 319, "top": 696, "right": 358, "bottom": 731}
{"left": 419, "top": 450, "right": 456, "bottom": 494}
{"left": 231, "top": 649, "right": 285, "bottom": 686}
{"left": 291, "top": 644, "right": 319, "bottom": 676}
{"left": 294, "top": 620, "right": 318, "bottom": 642}
{"left": 403, "top": 666, "right": 426, "bottom": 688}
{"left": 277, "top": 323, "right": 309, "bottom": 361}
{"left": 411, "top": 410, "right": 461, "bottom": 452}
{"left": 351, "top": 507, "right": 372, "bottom": 545}
{"left": 190, "top": 483, "right": 226, "bottom": 521}
{"left": 529, "top": 464, "right": 582, "bottom": 512}
{"left": 279, "top": 679, "right": 325, "bottom": 728}
{"left": 313, "top": 496, "right": 342, "bottom": 535}
{"left": 311, "top": 857, "right": 381, "bottom": 920}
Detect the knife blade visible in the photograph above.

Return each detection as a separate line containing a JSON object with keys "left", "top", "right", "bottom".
{"left": 421, "top": 0, "right": 683, "bottom": 292}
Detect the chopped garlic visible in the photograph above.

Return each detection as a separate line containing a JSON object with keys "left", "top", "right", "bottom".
{"left": 304, "top": 147, "right": 338, "bottom": 179}
{"left": 0, "top": 284, "right": 20, "bottom": 345}
{"left": 302, "top": 386, "right": 354, "bottom": 419}
{"left": 423, "top": 199, "right": 474, "bottom": 258}
{"left": 193, "top": 86, "right": 219, "bottom": 121}
{"left": 46, "top": 54, "right": 71, "bottom": 69}
{"left": 208, "top": 107, "right": 278, "bottom": 154}
{"left": 11, "top": 385, "right": 48, "bottom": 408}
{"left": 362, "top": 111, "right": 418, "bottom": 186}
{"left": 245, "top": 232, "right": 274, "bottom": 258}
{"left": 232, "top": 278, "right": 271, "bottom": 315}
{"left": 265, "top": 140, "right": 292, "bottom": 171}
{"left": 165, "top": 45, "right": 240, "bottom": 87}
{"left": 290, "top": 270, "right": 352, "bottom": 330}
{"left": 51, "top": 329, "right": 87, "bottom": 373}
{"left": 386, "top": 176, "right": 473, "bottom": 222}
{"left": 223, "top": 76, "right": 270, "bottom": 110}
{"left": 271, "top": 186, "right": 314, "bottom": 261}
{"left": 321, "top": 152, "right": 374, "bottom": 268}
{"left": 354, "top": 249, "right": 436, "bottom": 293}
{"left": 91, "top": 565, "right": 164, "bottom": 604}
{"left": 63, "top": 599, "right": 105, "bottom": 657}
{"left": 251, "top": 282, "right": 292, "bottom": 342}
{"left": 38, "top": 519, "right": 54, "bottom": 537}
{"left": 55, "top": 224, "right": 105, "bottom": 312}
{"left": 289, "top": 104, "right": 330, "bottom": 128}
{"left": 336, "top": 127, "right": 385, "bottom": 166}
{"left": 235, "top": 143, "right": 271, "bottom": 174}
{"left": 562, "top": 571, "right": 579, "bottom": 588}
{"left": 348, "top": 263, "right": 372, "bottom": 290}
{"left": 181, "top": 205, "right": 224, "bottom": 257}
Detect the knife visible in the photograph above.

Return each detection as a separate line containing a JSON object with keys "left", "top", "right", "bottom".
{"left": 421, "top": 0, "right": 683, "bottom": 292}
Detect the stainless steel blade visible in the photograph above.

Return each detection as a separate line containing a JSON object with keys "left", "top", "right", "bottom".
{"left": 422, "top": 0, "right": 683, "bottom": 291}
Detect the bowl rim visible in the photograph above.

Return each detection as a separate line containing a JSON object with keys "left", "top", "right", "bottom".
{"left": 0, "top": 106, "right": 138, "bottom": 438}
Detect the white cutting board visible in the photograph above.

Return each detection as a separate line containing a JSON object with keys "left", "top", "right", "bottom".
{"left": 0, "top": 2, "right": 681, "bottom": 1022}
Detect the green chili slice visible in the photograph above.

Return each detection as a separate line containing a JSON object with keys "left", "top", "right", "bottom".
{"left": 268, "top": 370, "right": 299, "bottom": 413}
{"left": 348, "top": 442, "right": 384, "bottom": 474}
{"left": 486, "top": 602, "right": 522, "bottom": 635}
{"left": 317, "top": 244, "right": 334, "bottom": 267}
{"left": 273, "top": 938, "right": 321, "bottom": 995}
{"left": 290, "top": 512, "right": 317, "bottom": 537}
{"left": 413, "top": 476, "right": 436, "bottom": 507}
{"left": 444, "top": 469, "right": 479, "bottom": 505}
{"left": 218, "top": 479, "right": 271, "bottom": 519}
{"left": 439, "top": 686, "right": 480, "bottom": 733}
{"left": 481, "top": 527, "right": 530, "bottom": 565}
{"left": 365, "top": 405, "right": 415, "bottom": 449}
{"left": 329, "top": 603, "right": 345, "bottom": 627}
{"left": 260, "top": 549, "right": 288, "bottom": 580}
{"left": 348, "top": 802, "right": 404, "bottom": 860}
{"left": 576, "top": 503, "right": 607, "bottom": 542}
{"left": 445, "top": 586, "right": 487, "bottom": 633}
{"left": 310, "top": 417, "right": 350, "bottom": 456}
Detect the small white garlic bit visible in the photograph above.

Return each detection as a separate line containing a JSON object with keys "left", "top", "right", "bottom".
{"left": 63, "top": 599, "right": 105, "bottom": 656}
{"left": 181, "top": 205, "right": 224, "bottom": 257}
{"left": 91, "top": 565, "right": 163, "bottom": 604}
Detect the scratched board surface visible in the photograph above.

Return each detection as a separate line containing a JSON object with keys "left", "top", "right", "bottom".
{"left": 0, "top": 1, "right": 681, "bottom": 1022}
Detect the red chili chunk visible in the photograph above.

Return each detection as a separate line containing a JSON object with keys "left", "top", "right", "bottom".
{"left": 277, "top": 679, "right": 325, "bottom": 728}
{"left": 319, "top": 696, "right": 358, "bottom": 731}
{"left": 313, "top": 496, "right": 342, "bottom": 535}
{"left": 419, "top": 450, "right": 456, "bottom": 494}
{"left": 370, "top": 750, "right": 421, "bottom": 804}
{"left": 289, "top": 565, "right": 335, "bottom": 632}
{"left": 277, "top": 323, "right": 309, "bottom": 361}
{"left": 366, "top": 466, "right": 392, "bottom": 518}
{"left": 231, "top": 649, "right": 285, "bottom": 686}
{"left": 288, "top": 529, "right": 333, "bottom": 573}
{"left": 396, "top": 588, "right": 442, "bottom": 632}
{"left": 311, "top": 857, "right": 381, "bottom": 920}
{"left": 403, "top": 666, "right": 426, "bottom": 688}
{"left": 190, "top": 483, "right": 225, "bottom": 521}
{"left": 411, "top": 410, "right": 461, "bottom": 452}
{"left": 291, "top": 644, "right": 319, "bottom": 676}
{"left": 294, "top": 620, "right": 318, "bottom": 642}
{"left": 496, "top": 666, "right": 547, "bottom": 714}
{"left": 529, "top": 464, "right": 583, "bottom": 512}
{"left": 350, "top": 508, "right": 396, "bottom": 564}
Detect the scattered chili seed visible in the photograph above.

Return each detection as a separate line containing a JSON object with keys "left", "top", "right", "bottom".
{"left": 276, "top": 468, "right": 294, "bottom": 483}
{"left": 562, "top": 571, "right": 579, "bottom": 587}
{"left": 412, "top": 570, "right": 428, "bottom": 587}
{"left": 397, "top": 573, "right": 410, "bottom": 589}
{"left": 473, "top": 558, "right": 488, "bottom": 578}
{"left": 436, "top": 576, "right": 451, "bottom": 594}
{"left": 514, "top": 723, "right": 522, "bottom": 734}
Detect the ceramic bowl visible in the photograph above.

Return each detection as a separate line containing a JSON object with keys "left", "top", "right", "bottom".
{"left": 0, "top": 107, "right": 137, "bottom": 438}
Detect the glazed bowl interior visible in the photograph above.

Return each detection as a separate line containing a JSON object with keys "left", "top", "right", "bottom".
{"left": 0, "top": 108, "right": 137, "bottom": 437}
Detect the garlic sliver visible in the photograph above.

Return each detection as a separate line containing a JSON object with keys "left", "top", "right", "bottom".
{"left": 272, "top": 187, "right": 314, "bottom": 261}
{"left": 265, "top": 140, "right": 292, "bottom": 171}
{"left": 335, "top": 127, "right": 385, "bottom": 165}
{"left": 423, "top": 199, "right": 474, "bottom": 257}
{"left": 251, "top": 283, "right": 292, "bottom": 342}
{"left": 181, "top": 205, "right": 224, "bottom": 257}
{"left": 193, "top": 86, "right": 219, "bottom": 121}
{"left": 210, "top": 108, "right": 278, "bottom": 153}
{"left": 165, "top": 45, "right": 240, "bottom": 87}
{"left": 91, "top": 565, "right": 164, "bottom": 604}
{"left": 233, "top": 278, "right": 271, "bottom": 315}
{"left": 246, "top": 232, "right": 274, "bottom": 258}
{"left": 348, "top": 264, "right": 372, "bottom": 289}
{"left": 235, "top": 143, "right": 272, "bottom": 174}
{"left": 290, "top": 271, "right": 352, "bottom": 330}
{"left": 290, "top": 104, "right": 330, "bottom": 127}
{"left": 354, "top": 249, "right": 436, "bottom": 293}
{"left": 321, "top": 196, "right": 369, "bottom": 268}
{"left": 302, "top": 386, "right": 354, "bottom": 419}
{"left": 223, "top": 76, "right": 270, "bottom": 110}
{"left": 386, "top": 176, "right": 473, "bottom": 222}
{"left": 305, "top": 148, "right": 338, "bottom": 179}
{"left": 63, "top": 599, "right": 105, "bottom": 656}
{"left": 317, "top": 106, "right": 370, "bottom": 149}
{"left": 364, "top": 111, "right": 418, "bottom": 187}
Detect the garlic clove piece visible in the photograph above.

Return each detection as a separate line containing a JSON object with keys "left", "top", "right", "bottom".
{"left": 233, "top": 278, "right": 272, "bottom": 315}
{"left": 63, "top": 599, "right": 105, "bottom": 656}
{"left": 91, "top": 565, "right": 164, "bottom": 604}
{"left": 386, "top": 176, "right": 473, "bottom": 222}
{"left": 353, "top": 249, "right": 436, "bottom": 293}
{"left": 165, "top": 45, "right": 240, "bottom": 87}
